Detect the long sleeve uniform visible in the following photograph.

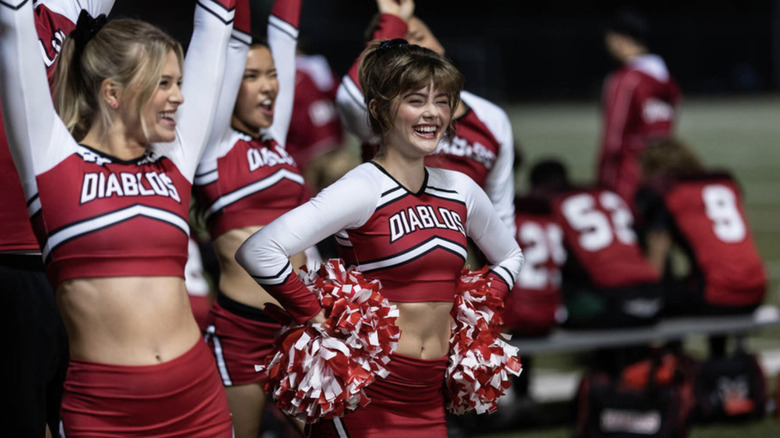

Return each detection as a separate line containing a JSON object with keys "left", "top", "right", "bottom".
{"left": 0, "top": 0, "right": 236, "bottom": 285}
{"left": 335, "top": 13, "right": 516, "bottom": 235}
{"left": 236, "top": 162, "right": 524, "bottom": 324}
{"left": 0, "top": 0, "right": 115, "bottom": 253}
{"left": 194, "top": 0, "right": 307, "bottom": 238}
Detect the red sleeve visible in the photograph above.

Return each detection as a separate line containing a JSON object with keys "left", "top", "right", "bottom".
{"left": 234, "top": 0, "right": 250, "bottom": 34}
{"left": 271, "top": 0, "right": 301, "bottom": 28}
{"left": 345, "top": 13, "right": 408, "bottom": 91}
{"left": 487, "top": 271, "right": 511, "bottom": 300}
{"left": 597, "top": 69, "right": 639, "bottom": 190}
{"left": 266, "top": 271, "right": 322, "bottom": 324}
{"left": 34, "top": 4, "right": 77, "bottom": 84}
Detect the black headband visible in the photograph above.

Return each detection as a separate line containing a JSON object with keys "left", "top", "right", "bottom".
{"left": 376, "top": 38, "right": 409, "bottom": 57}
{"left": 71, "top": 10, "right": 108, "bottom": 62}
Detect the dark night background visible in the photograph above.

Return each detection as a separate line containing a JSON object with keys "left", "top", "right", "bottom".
{"left": 111, "top": 0, "right": 780, "bottom": 104}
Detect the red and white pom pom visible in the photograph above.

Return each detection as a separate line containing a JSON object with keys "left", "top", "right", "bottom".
{"left": 446, "top": 267, "right": 523, "bottom": 415}
{"left": 256, "top": 259, "right": 400, "bottom": 423}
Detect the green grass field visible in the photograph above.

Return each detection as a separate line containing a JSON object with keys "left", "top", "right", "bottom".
{"left": 468, "top": 95, "right": 780, "bottom": 438}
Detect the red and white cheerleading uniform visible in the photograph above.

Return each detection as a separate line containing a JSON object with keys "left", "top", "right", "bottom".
{"left": 285, "top": 53, "right": 345, "bottom": 173}
{"left": 336, "top": 13, "right": 516, "bottom": 235}
{"left": 1, "top": 3, "right": 97, "bottom": 435}
{"left": 597, "top": 54, "right": 682, "bottom": 205}
{"left": 0, "top": 0, "right": 81, "bottom": 254}
{"left": 503, "top": 196, "right": 567, "bottom": 336}
{"left": 550, "top": 187, "right": 662, "bottom": 327}
{"left": 236, "top": 162, "right": 523, "bottom": 435}
{"left": 194, "top": 0, "right": 304, "bottom": 386}
{"left": 640, "top": 172, "right": 766, "bottom": 310}
{"left": 0, "top": 0, "right": 238, "bottom": 435}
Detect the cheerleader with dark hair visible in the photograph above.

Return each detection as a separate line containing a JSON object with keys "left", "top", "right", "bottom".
{"left": 237, "top": 37, "right": 523, "bottom": 437}
{"left": 193, "top": 0, "right": 306, "bottom": 436}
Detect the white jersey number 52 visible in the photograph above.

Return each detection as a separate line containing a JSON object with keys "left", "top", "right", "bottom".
{"left": 561, "top": 192, "right": 637, "bottom": 252}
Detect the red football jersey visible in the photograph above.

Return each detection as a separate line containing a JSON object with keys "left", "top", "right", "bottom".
{"left": 0, "top": 3, "right": 75, "bottom": 253}
{"left": 597, "top": 54, "right": 682, "bottom": 204}
{"left": 503, "top": 197, "right": 566, "bottom": 334}
{"left": 662, "top": 174, "right": 766, "bottom": 306}
{"left": 552, "top": 188, "right": 659, "bottom": 289}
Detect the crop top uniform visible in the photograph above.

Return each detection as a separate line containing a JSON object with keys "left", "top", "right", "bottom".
{"left": 336, "top": 13, "right": 516, "bottom": 235}
{"left": 0, "top": 0, "right": 236, "bottom": 286}
{"left": 194, "top": 0, "right": 305, "bottom": 238}
{"left": 236, "top": 162, "right": 524, "bottom": 324}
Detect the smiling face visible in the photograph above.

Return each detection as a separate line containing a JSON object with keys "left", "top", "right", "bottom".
{"left": 382, "top": 82, "right": 452, "bottom": 160}
{"left": 137, "top": 50, "right": 184, "bottom": 144}
{"left": 232, "top": 45, "right": 278, "bottom": 135}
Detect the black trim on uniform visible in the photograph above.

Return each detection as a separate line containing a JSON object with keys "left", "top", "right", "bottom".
{"left": 370, "top": 161, "right": 429, "bottom": 197}
{"left": 0, "top": 0, "right": 29, "bottom": 11}
{"left": 251, "top": 260, "right": 292, "bottom": 283}
{"left": 216, "top": 293, "right": 278, "bottom": 323}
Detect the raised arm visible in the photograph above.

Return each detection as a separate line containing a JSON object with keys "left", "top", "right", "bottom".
{"left": 471, "top": 95, "right": 517, "bottom": 235}
{"left": 36, "top": 0, "right": 115, "bottom": 78}
{"left": 0, "top": 0, "right": 73, "bottom": 200}
{"left": 196, "top": 0, "right": 252, "bottom": 183}
{"left": 264, "top": 0, "right": 302, "bottom": 145}
{"left": 335, "top": 0, "right": 412, "bottom": 143}
{"left": 169, "top": 0, "right": 236, "bottom": 180}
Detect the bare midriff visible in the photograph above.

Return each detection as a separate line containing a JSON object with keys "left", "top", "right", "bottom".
{"left": 392, "top": 301, "right": 452, "bottom": 359}
{"left": 57, "top": 276, "right": 201, "bottom": 365}
{"left": 214, "top": 225, "right": 303, "bottom": 310}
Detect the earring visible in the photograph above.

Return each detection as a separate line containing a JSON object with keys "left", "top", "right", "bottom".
{"left": 111, "top": 101, "right": 118, "bottom": 109}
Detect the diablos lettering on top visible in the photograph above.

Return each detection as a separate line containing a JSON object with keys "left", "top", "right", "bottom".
{"left": 80, "top": 171, "right": 181, "bottom": 204}
{"left": 388, "top": 205, "right": 465, "bottom": 242}
{"left": 247, "top": 144, "right": 296, "bottom": 172}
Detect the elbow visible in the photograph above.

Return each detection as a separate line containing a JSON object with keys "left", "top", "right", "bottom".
{"left": 234, "top": 237, "right": 254, "bottom": 271}
{"left": 234, "top": 230, "right": 266, "bottom": 272}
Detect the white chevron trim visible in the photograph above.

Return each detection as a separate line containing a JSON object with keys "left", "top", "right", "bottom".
{"left": 357, "top": 237, "right": 466, "bottom": 272}
{"left": 203, "top": 169, "right": 304, "bottom": 219}
{"left": 42, "top": 205, "right": 189, "bottom": 259}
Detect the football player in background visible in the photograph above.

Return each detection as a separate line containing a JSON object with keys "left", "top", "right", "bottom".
{"left": 597, "top": 7, "right": 682, "bottom": 208}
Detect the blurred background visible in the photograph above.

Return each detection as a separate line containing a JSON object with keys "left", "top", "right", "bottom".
{"left": 112, "top": 1, "right": 780, "bottom": 436}
{"left": 114, "top": 0, "right": 780, "bottom": 101}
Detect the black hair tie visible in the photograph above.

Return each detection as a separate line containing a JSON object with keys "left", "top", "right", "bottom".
{"left": 71, "top": 10, "right": 108, "bottom": 62}
{"left": 376, "top": 38, "right": 409, "bottom": 56}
